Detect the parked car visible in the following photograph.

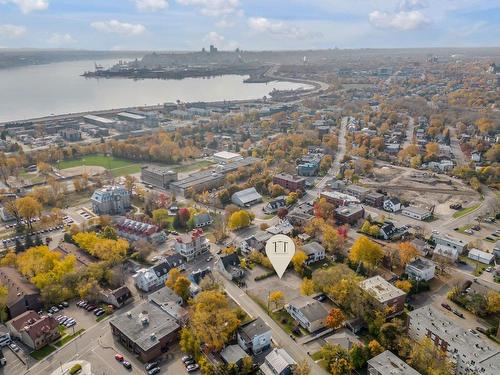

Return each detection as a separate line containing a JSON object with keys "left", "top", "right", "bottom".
{"left": 184, "top": 359, "right": 195, "bottom": 367}
{"left": 486, "top": 267, "right": 493, "bottom": 272}
{"left": 115, "top": 354, "right": 124, "bottom": 362}
{"left": 122, "top": 361, "right": 132, "bottom": 369}
{"left": 464, "top": 229, "right": 474, "bottom": 235}
{"left": 9, "top": 343, "right": 19, "bottom": 352}
{"left": 476, "top": 326, "right": 488, "bottom": 334}
{"left": 181, "top": 356, "right": 193, "bottom": 364}
{"left": 147, "top": 368, "right": 161, "bottom": 375}
{"left": 145, "top": 362, "right": 159, "bottom": 371}
{"left": 471, "top": 225, "right": 481, "bottom": 231}
{"left": 62, "top": 301, "right": 69, "bottom": 307}
{"left": 186, "top": 364, "right": 199, "bottom": 372}
{"left": 453, "top": 310, "right": 464, "bottom": 318}
{"left": 441, "top": 303, "right": 452, "bottom": 311}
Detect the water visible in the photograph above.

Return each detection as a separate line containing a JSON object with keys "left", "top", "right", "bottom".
{"left": 0, "top": 59, "right": 310, "bottom": 123}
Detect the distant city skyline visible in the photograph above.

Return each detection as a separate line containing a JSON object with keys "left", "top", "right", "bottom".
{"left": 0, "top": 0, "right": 499, "bottom": 50}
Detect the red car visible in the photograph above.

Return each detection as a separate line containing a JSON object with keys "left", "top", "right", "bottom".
{"left": 115, "top": 354, "right": 124, "bottom": 362}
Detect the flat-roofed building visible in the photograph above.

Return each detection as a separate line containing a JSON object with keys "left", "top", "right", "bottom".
{"left": 401, "top": 206, "right": 432, "bottom": 221}
{"left": 345, "top": 185, "right": 369, "bottom": 200}
{"left": 360, "top": 276, "right": 406, "bottom": 317}
{"left": 117, "top": 112, "right": 146, "bottom": 124}
{"left": 321, "top": 191, "right": 359, "bottom": 207}
{"left": 408, "top": 306, "right": 500, "bottom": 375}
{"left": 335, "top": 204, "right": 365, "bottom": 225}
{"left": 141, "top": 165, "right": 177, "bottom": 189}
{"left": 83, "top": 114, "right": 116, "bottom": 126}
{"left": 272, "top": 173, "right": 306, "bottom": 192}
{"left": 468, "top": 248, "right": 494, "bottom": 265}
{"left": 213, "top": 151, "right": 242, "bottom": 164}
{"left": 405, "top": 258, "right": 435, "bottom": 281}
{"left": 367, "top": 350, "right": 421, "bottom": 375}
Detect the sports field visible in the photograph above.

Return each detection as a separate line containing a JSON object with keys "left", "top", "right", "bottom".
{"left": 56, "top": 155, "right": 141, "bottom": 177}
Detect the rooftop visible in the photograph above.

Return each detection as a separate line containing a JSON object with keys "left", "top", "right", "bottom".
{"left": 0, "top": 267, "right": 40, "bottom": 308}
{"left": 335, "top": 204, "right": 364, "bottom": 217}
{"left": 287, "top": 296, "right": 329, "bottom": 322}
{"left": 359, "top": 276, "right": 406, "bottom": 303}
{"left": 109, "top": 301, "right": 180, "bottom": 353}
{"left": 367, "top": 350, "right": 421, "bottom": 375}
{"left": 213, "top": 151, "right": 242, "bottom": 160}
{"left": 406, "top": 258, "right": 435, "bottom": 271}
{"left": 274, "top": 173, "right": 306, "bottom": 182}
{"left": 238, "top": 317, "right": 271, "bottom": 342}
{"left": 301, "top": 241, "right": 325, "bottom": 256}
{"left": 220, "top": 344, "right": 248, "bottom": 364}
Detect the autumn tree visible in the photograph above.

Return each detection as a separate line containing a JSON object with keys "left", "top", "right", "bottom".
{"left": 16, "top": 196, "right": 42, "bottom": 231}
{"left": 189, "top": 290, "right": 240, "bottom": 351}
{"left": 292, "top": 250, "right": 308, "bottom": 273}
{"left": 349, "top": 236, "right": 384, "bottom": 270}
{"left": 398, "top": 242, "right": 418, "bottom": 266}
{"left": 152, "top": 209, "right": 170, "bottom": 228}
{"left": 300, "top": 277, "right": 315, "bottom": 296}
{"left": 325, "top": 308, "right": 345, "bottom": 330}
{"left": 408, "top": 337, "right": 453, "bottom": 375}
{"left": 486, "top": 291, "right": 500, "bottom": 314}
{"left": 73, "top": 232, "right": 129, "bottom": 262}
{"left": 348, "top": 344, "right": 368, "bottom": 369}
{"left": 292, "top": 359, "right": 311, "bottom": 375}
{"left": 228, "top": 210, "right": 253, "bottom": 230}
{"left": 320, "top": 344, "right": 352, "bottom": 375}
{"left": 0, "top": 284, "right": 8, "bottom": 322}
{"left": 425, "top": 142, "right": 440, "bottom": 160}
{"left": 395, "top": 280, "right": 412, "bottom": 293}
{"left": 368, "top": 339, "right": 385, "bottom": 357}
{"left": 314, "top": 198, "right": 335, "bottom": 220}
{"left": 285, "top": 191, "right": 299, "bottom": 206}
{"left": 268, "top": 290, "right": 285, "bottom": 311}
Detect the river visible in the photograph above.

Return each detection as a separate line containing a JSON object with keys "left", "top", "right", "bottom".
{"left": 0, "top": 59, "right": 310, "bottom": 123}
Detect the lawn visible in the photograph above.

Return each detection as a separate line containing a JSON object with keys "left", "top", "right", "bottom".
{"left": 31, "top": 345, "right": 56, "bottom": 360}
{"left": 456, "top": 224, "right": 473, "bottom": 234}
{"left": 174, "top": 160, "right": 214, "bottom": 173}
{"left": 55, "top": 155, "right": 141, "bottom": 177}
{"left": 453, "top": 203, "right": 481, "bottom": 219}
{"left": 53, "top": 329, "right": 85, "bottom": 348}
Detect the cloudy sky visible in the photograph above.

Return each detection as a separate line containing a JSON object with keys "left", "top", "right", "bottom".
{"left": 0, "top": 0, "right": 499, "bottom": 50}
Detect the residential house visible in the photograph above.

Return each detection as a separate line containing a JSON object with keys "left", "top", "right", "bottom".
{"left": 408, "top": 306, "right": 500, "bottom": 375}
{"left": 411, "top": 238, "right": 431, "bottom": 256}
{"left": 383, "top": 198, "right": 401, "bottom": 212}
{"left": 266, "top": 220, "right": 294, "bottom": 235}
{"left": 221, "top": 345, "right": 249, "bottom": 366}
{"left": 133, "top": 262, "right": 171, "bottom": 292}
{"left": 405, "top": 258, "right": 435, "bottom": 281}
{"left": 192, "top": 213, "right": 213, "bottom": 228}
{"left": 359, "top": 276, "right": 406, "bottom": 317}
{"left": 379, "top": 222, "right": 397, "bottom": 240}
{"left": 99, "top": 286, "right": 132, "bottom": 308}
{"left": 231, "top": 187, "right": 263, "bottom": 207}
{"left": 432, "top": 233, "right": 467, "bottom": 254}
{"left": 259, "top": 348, "right": 296, "bottom": 375}
{"left": 237, "top": 317, "right": 272, "bottom": 354}
{"left": 285, "top": 296, "right": 329, "bottom": 333}
{"left": 241, "top": 231, "right": 272, "bottom": 253}
{"left": 116, "top": 218, "right": 167, "bottom": 244}
{"left": 287, "top": 202, "right": 314, "bottom": 227}
{"left": 174, "top": 229, "right": 210, "bottom": 261}
{"left": 433, "top": 244, "right": 459, "bottom": 262}
{"left": 7, "top": 311, "right": 60, "bottom": 350}
{"left": 367, "top": 350, "right": 421, "bottom": 375}
{"left": 263, "top": 196, "right": 286, "bottom": 214}
{"left": 0, "top": 267, "right": 41, "bottom": 319}
{"left": 218, "top": 253, "right": 245, "bottom": 280}
{"left": 468, "top": 248, "right": 494, "bottom": 265}
{"left": 364, "top": 192, "right": 385, "bottom": 208}
{"left": 301, "top": 242, "right": 326, "bottom": 265}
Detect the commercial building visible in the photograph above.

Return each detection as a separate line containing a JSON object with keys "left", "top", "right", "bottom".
{"left": 170, "top": 170, "right": 224, "bottom": 197}
{"left": 407, "top": 306, "right": 500, "bottom": 375}
{"left": 0, "top": 267, "right": 41, "bottom": 319}
{"left": 401, "top": 206, "right": 432, "bottom": 221}
{"left": 285, "top": 296, "right": 329, "bottom": 333}
{"left": 335, "top": 204, "right": 365, "bottom": 225}
{"left": 272, "top": 173, "right": 306, "bottom": 192}
{"left": 91, "top": 185, "right": 130, "bottom": 215}
{"left": 467, "top": 248, "right": 495, "bottom": 265}
{"left": 141, "top": 165, "right": 177, "bottom": 189}
{"left": 231, "top": 187, "right": 263, "bottom": 207}
{"left": 345, "top": 185, "right": 369, "bottom": 200}
{"left": 174, "top": 229, "right": 210, "bottom": 261}
{"left": 237, "top": 317, "right": 272, "bottom": 354}
{"left": 432, "top": 234, "right": 467, "bottom": 254}
{"left": 213, "top": 151, "right": 242, "bottom": 164}
{"left": 109, "top": 301, "right": 180, "bottom": 362}
{"left": 117, "top": 112, "right": 147, "bottom": 124}
{"left": 83, "top": 114, "right": 115, "bottom": 126}
{"left": 320, "top": 191, "right": 360, "bottom": 207}
{"left": 364, "top": 192, "right": 385, "bottom": 208}
{"left": 359, "top": 276, "right": 406, "bottom": 317}
{"left": 405, "top": 258, "right": 435, "bottom": 281}
{"left": 367, "top": 350, "right": 421, "bottom": 375}
{"left": 60, "top": 127, "right": 81, "bottom": 142}
{"left": 7, "top": 311, "right": 60, "bottom": 350}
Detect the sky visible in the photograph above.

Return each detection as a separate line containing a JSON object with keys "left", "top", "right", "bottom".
{"left": 0, "top": 0, "right": 499, "bottom": 50}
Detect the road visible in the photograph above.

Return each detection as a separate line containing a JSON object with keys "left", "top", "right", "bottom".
{"left": 221, "top": 274, "right": 328, "bottom": 375}
{"left": 403, "top": 115, "right": 415, "bottom": 149}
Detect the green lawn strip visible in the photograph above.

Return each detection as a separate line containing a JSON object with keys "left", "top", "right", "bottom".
{"left": 30, "top": 345, "right": 56, "bottom": 360}
{"left": 96, "top": 313, "right": 112, "bottom": 323}
{"left": 310, "top": 351, "right": 329, "bottom": 370}
{"left": 455, "top": 224, "right": 473, "bottom": 234}
{"left": 458, "top": 256, "right": 487, "bottom": 276}
{"left": 173, "top": 160, "right": 214, "bottom": 173}
{"left": 53, "top": 329, "right": 85, "bottom": 348}
{"left": 110, "top": 164, "right": 141, "bottom": 177}
{"left": 453, "top": 203, "right": 481, "bottom": 219}
{"left": 56, "top": 155, "right": 135, "bottom": 170}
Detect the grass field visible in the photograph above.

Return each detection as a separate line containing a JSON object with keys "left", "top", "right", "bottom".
{"left": 30, "top": 345, "right": 56, "bottom": 360}
{"left": 56, "top": 155, "right": 141, "bottom": 177}
{"left": 54, "top": 329, "right": 85, "bottom": 348}
{"left": 453, "top": 203, "right": 481, "bottom": 219}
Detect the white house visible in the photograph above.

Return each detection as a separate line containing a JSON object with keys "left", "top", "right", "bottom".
{"left": 133, "top": 262, "right": 171, "bottom": 292}
{"left": 405, "top": 258, "right": 435, "bottom": 281}
{"left": 237, "top": 317, "right": 272, "bottom": 354}
{"left": 401, "top": 206, "right": 432, "bottom": 221}
{"left": 432, "top": 233, "right": 467, "bottom": 254}
{"left": 433, "top": 244, "right": 459, "bottom": 262}
{"left": 383, "top": 198, "right": 401, "bottom": 212}
{"left": 301, "top": 242, "right": 326, "bottom": 265}
{"left": 285, "top": 296, "right": 329, "bottom": 333}
{"left": 174, "top": 229, "right": 210, "bottom": 261}
{"left": 468, "top": 248, "right": 494, "bottom": 265}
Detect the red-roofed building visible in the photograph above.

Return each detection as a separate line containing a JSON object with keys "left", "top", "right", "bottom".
{"left": 7, "top": 310, "right": 60, "bottom": 350}
{"left": 174, "top": 229, "right": 210, "bottom": 261}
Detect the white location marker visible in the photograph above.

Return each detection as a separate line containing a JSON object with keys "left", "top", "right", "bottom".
{"left": 265, "top": 234, "right": 295, "bottom": 279}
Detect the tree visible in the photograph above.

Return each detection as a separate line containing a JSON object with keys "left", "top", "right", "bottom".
{"left": 189, "top": 291, "right": 240, "bottom": 351}
{"left": 349, "top": 236, "right": 384, "bottom": 270}
{"left": 425, "top": 142, "right": 440, "bottom": 160}
{"left": 486, "top": 291, "right": 500, "bottom": 314}
{"left": 0, "top": 284, "right": 8, "bottom": 322}
{"left": 16, "top": 196, "right": 42, "bottom": 231}
{"left": 292, "top": 250, "right": 308, "bottom": 273}
{"left": 292, "top": 359, "right": 311, "bottom": 375}
{"left": 379, "top": 320, "right": 405, "bottom": 351}
{"left": 73, "top": 232, "right": 129, "bottom": 262}
{"left": 300, "top": 278, "right": 315, "bottom": 295}
{"left": 179, "top": 327, "right": 201, "bottom": 359}
{"left": 368, "top": 339, "right": 385, "bottom": 357}
{"left": 323, "top": 225, "right": 342, "bottom": 255}
{"left": 228, "top": 210, "right": 253, "bottom": 230}
{"left": 320, "top": 344, "right": 352, "bottom": 375}
{"left": 133, "top": 239, "right": 154, "bottom": 262}
{"left": 398, "top": 242, "right": 418, "bottom": 266}
{"left": 286, "top": 191, "right": 299, "bottom": 206}
{"left": 268, "top": 290, "right": 284, "bottom": 311}
{"left": 277, "top": 207, "right": 289, "bottom": 219}
{"left": 325, "top": 308, "right": 345, "bottom": 330}
{"left": 173, "top": 276, "right": 191, "bottom": 301}
{"left": 152, "top": 209, "right": 170, "bottom": 228}
{"left": 177, "top": 207, "right": 191, "bottom": 228}
{"left": 348, "top": 344, "right": 368, "bottom": 369}
{"left": 320, "top": 155, "right": 333, "bottom": 174}
{"left": 408, "top": 337, "right": 453, "bottom": 375}
{"left": 314, "top": 198, "right": 335, "bottom": 220}
{"left": 102, "top": 226, "right": 117, "bottom": 240}
{"left": 395, "top": 280, "right": 412, "bottom": 293}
